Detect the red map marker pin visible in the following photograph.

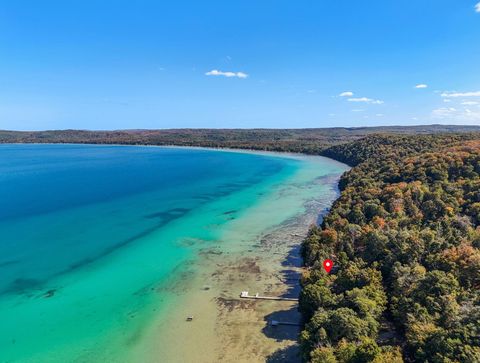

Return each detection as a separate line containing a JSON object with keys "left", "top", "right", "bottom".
{"left": 323, "top": 259, "right": 333, "bottom": 274}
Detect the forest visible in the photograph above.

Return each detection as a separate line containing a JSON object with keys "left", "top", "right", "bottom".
{"left": 1, "top": 125, "right": 480, "bottom": 153}
{"left": 301, "top": 133, "right": 480, "bottom": 362}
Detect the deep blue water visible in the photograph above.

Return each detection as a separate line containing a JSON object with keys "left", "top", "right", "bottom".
{"left": 0, "top": 144, "right": 295, "bottom": 295}
{"left": 0, "top": 144, "right": 286, "bottom": 220}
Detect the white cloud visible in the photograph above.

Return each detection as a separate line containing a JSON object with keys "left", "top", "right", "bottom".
{"left": 376, "top": 113, "right": 384, "bottom": 117}
{"left": 476, "top": 2, "right": 480, "bottom": 12}
{"left": 461, "top": 101, "right": 479, "bottom": 105}
{"left": 432, "top": 107, "right": 457, "bottom": 117}
{"left": 432, "top": 106, "right": 480, "bottom": 123}
{"left": 348, "top": 97, "right": 384, "bottom": 104}
{"left": 205, "top": 69, "right": 248, "bottom": 78}
{"left": 415, "top": 84, "right": 428, "bottom": 89}
{"left": 339, "top": 91, "right": 354, "bottom": 97}
{"left": 441, "top": 91, "right": 480, "bottom": 98}
{"left": 351, "top": 109, "right": 365, "bottom": 112}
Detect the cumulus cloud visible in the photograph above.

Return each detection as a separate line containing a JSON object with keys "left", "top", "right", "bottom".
{"left": 476, "top": 2, "right": 480, "bottom": 12}
{"left": 339, "top": 91, "right": 354, "bottom": 97}
{"left": 415, "top": 84, "right": 428, "bottom": 89}
{"left": 348, "top": 97, "right": 384, "bottom": 104}
{"left": 441, "top": 91, "right": 480, "bottom": 98}
{"left": 205, "top": 70, "right": 248, "bottom": 78}
{"left": 432, "top": 105, "right": 480, "bottom": 123}
{"left": 432, "top": 107, "right": 457, "bottom": 117}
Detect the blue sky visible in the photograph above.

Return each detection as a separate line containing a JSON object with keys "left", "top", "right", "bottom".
{"left": 1, "top": 1, "right": 480, "bottom": 130}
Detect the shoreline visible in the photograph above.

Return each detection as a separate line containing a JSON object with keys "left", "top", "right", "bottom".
{"left": 131, "top": 165, "right": 346, "bottom": 362}
{"left": 0, "top": 145, "right": 349, "bottom": 362}
{"left": 0, "top": 142, "right": 349, "bottom": 168}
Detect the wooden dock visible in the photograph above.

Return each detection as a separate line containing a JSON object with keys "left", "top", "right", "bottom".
{"left": 270, "top": 320, "right": 302, "bottom": 327}
{"left": 240, "top": 291, "right": 299, "bottom": 302}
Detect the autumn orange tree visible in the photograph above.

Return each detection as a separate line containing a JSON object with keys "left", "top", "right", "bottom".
{"left": 301, "top": 134, "right": 480, "bottom": 362}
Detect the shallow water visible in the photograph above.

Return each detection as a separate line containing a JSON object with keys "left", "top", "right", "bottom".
{"left": 0, "top": 144, "right": 347, "bottom": 362}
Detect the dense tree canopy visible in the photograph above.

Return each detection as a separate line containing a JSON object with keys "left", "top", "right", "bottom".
{"left": 1, "top": 126, "right": 479, "bottom": 154}
{"left": 301, "top": 134, "right": 480, "bottom": 362}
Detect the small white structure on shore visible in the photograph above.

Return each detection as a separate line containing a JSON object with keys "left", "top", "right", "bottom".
{"left": 240, "top": 291, "right": 249, "bottom": 298}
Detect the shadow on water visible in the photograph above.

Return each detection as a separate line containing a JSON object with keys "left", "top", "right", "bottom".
{"left": 266, "top": 344, "right": 301, "bottom": 363}
{"left": 278, "top": 268, "right": 302, "bottom": 299}
{"left": 278, "top": 245, "right": 303, "bottom": 299}
{"left": 262, "top": 306, "right": 302, "bottom": 342}
{"left": 263, "top": 306, "right": 302, "bottom": 363}
{"left": 261, "top": 173, "right": 345, "bottom": 362}
{"left": 263, "top": 240, "right": 304, "bottom": 362}
{"left": 281, "top": 244, "right": 302, "bottom": 268}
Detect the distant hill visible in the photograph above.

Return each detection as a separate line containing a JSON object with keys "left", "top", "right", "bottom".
{"left": 1, "top": 125, "right": 480, "bottom": 154}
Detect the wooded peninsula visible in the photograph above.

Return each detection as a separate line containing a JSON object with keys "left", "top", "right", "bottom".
{"left": 3, "top": 125, "right": 480, "bottom": 363}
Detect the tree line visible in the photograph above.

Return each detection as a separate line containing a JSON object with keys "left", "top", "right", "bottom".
{"left": 2, "top": 126, "right": 480, "bottom": 154}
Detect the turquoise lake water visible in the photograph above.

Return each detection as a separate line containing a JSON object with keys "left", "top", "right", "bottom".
{"left": 0, "top": 144, "right": 347, "bottom": 362}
